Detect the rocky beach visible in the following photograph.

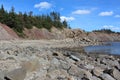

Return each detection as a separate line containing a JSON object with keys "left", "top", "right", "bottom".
{"left": 0, "top": 39, "right": 120, "bottom": 80}
{"left": 0, "top": 1, "right": 120, "bottom": 80}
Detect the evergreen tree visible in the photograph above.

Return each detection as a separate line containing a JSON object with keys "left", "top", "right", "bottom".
{"left": 50, "top": 12, "right": 62, "bottom": 28}
{"left": 62, "top": 20, "right": 68, "bottom": 28}
{"left": 0, "top": 5, "right": 7, "bottom": 23}
{"left": 23, "top": 12, "right": 32, "bottom": 29}
{"left": 6, "top": 7, "right": 23, "bottom": 33}
{"left": 0, "top": 5, "right": 70, "bottom": 37}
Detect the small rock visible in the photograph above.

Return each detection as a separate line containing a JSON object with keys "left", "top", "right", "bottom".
{"left": 113, "top": 68, "right": 120, "bottom": 80}
{"left": 67, "top": 76, "right": 75, "bottom": 80}
{"left": 98, "top": 63, "right": 109, "bottom": 70}
{"left": 84, "top": 70, "right": 93, "bottom": 80}
{"left": 47, "top": 69, "right": 68, "bottom": 80}
{"left": 60, "top": 60, "right": 71, "bottom": 70}
{"left": 51, "top": 58, "right": 60, "bottom": 67}
{"left": 84, "top": 64, "right": 94, "bottom": 70}
{"left": 70, "top": 55, "right": 80, "bottom": 61}
{"left": 68, "top": 65, "right": 85, "bottom": 78}
{"left": 100, "top": 73, "right": 115, "bottom": 80}
{"left": 92, "top": 76, "right": 101, "bottom": 80}
{"left": 39, "top": 58, "right": 50, "bottom": 70}
{"left": 48, "top": 58, "right": 60, "bottom": 72}
{"left": 110, "top": 60, "right": 119, "bottom": 67}
{"left": 92, "top": 67, "right": 104, "bottom": 76}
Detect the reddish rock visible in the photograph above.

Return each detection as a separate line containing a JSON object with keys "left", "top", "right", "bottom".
{"left": 0, "top": 23, "right": 19, "bottom": 40}
{"left": 23, "top": 27, "right": 54, "bottom": 39}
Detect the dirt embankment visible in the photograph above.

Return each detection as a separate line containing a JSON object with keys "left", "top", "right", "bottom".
{"left": 23, "top": 27, "right": 120, "bottom": 42}
{"left": 0, "top": 23, "right": 19, "bottom": 40}
{"left": 0, "top": 23, "right": 120, "bottom": 42}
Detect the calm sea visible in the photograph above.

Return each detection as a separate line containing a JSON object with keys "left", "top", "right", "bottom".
{"left": 84, "top": 42, "right": 120, "bottom": 55}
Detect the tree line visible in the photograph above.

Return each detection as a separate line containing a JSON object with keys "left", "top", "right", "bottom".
{"left": 0, "top": 5, "right": 69, "bottom": 36}
{"left": 93, "top": 29, "right": 116, "bottom": 34}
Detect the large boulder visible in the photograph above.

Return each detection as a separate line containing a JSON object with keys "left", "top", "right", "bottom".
{"left": 5, "top": 68, "right": 26, "bottom": 80}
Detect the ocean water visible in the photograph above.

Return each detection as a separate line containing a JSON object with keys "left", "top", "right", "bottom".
{"left": 84, "top": 42, "right": 120, "bottom": 55}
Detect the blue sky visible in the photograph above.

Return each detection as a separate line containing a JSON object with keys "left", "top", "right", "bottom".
{"left": 0, "top": 0, "right": 120, "bottom": 32}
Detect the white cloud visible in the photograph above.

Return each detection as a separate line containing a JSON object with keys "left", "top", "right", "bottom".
{"left": 72, "top": 10, "right": 91, "bottom": 15}
{"left": 34, "top": 2, "right": 52, "bottom": 10}
{"left": 115, "top": 15, "right": 120, "bottom": 18}
{"left": 102, "top": 25, "right": 120, "bottom": 31}
{"left": 99, "top": 11, "right": 113, "bottom": 16}
{"left": 60, "top": 16, "right": 75, "bottom": 21}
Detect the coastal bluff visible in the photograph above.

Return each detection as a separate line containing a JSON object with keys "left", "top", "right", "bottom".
{"left": 0, "top": 23, "right": 120, "bottom": 42}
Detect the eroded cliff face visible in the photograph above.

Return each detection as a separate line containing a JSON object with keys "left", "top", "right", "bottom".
{"left": 23, "top": 27, "right": 87, "bottom": 40}
{"left": 87, "top": 32, "right": 120, "bottom": 42}
{"left": 23, "top": 27, "right": 53, "bottom": 39}
{"left": 0, "top": 23, "right": 19, "bottom": 40}
{"left": 0, "top": 23, "right": 120, "bottom": 41}
{"left": 23, "top": 27, "right": 66, "bottom": 40}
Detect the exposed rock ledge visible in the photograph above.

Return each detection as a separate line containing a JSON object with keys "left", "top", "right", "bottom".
{"left": 0, "top": 40, "right": 120, "bottom": 80}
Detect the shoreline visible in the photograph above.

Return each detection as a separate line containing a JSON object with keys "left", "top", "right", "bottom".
{"left": 0, "top": 40, "right": 120, "bottom": 80}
